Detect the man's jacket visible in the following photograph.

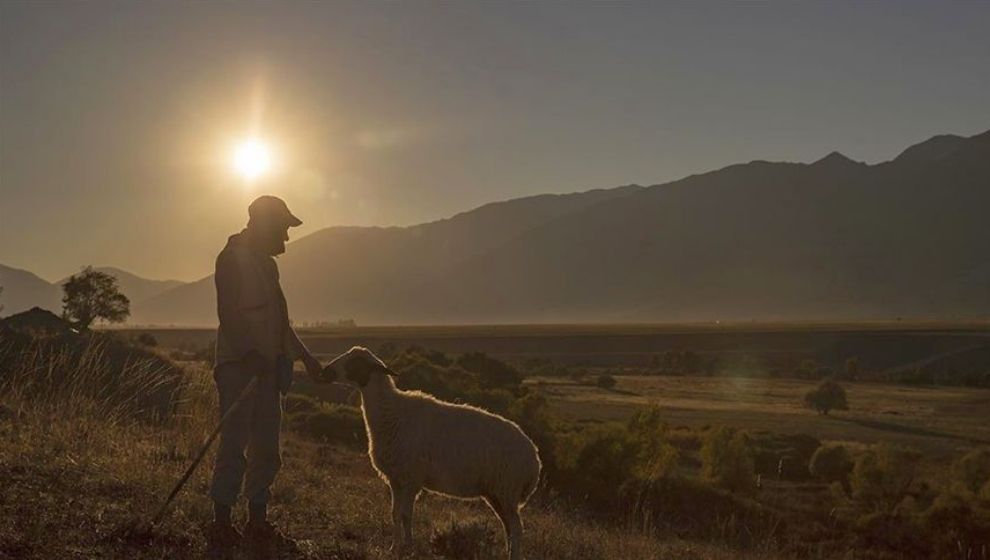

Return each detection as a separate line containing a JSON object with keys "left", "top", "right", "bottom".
{"left": 214, "top": 230, "right": 300, "bottom": 367}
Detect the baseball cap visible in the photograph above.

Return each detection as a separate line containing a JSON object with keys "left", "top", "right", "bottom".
{"left": 248, "top": 195, "right": 303, "bottom": 227}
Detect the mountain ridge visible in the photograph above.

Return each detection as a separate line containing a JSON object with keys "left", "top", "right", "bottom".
{"left": 5, "top": 128, "right": 988, "bottom": 325}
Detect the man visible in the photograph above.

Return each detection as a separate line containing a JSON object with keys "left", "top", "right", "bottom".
{"left": 206, "top": 195, "right": 323, "bottom": 558}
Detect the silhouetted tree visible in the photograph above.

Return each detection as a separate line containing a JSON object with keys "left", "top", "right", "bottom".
{"left": 804, "top": 378, "right": 848, "bottom": 415}
{"left": 0, "top": 285, "right": 4, "bottom": 314}
{"left": 61, "top": 266, "right": 130, "bottom": 330}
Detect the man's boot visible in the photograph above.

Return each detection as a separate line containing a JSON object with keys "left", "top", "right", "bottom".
{"left": 243, "top": 501, "right": 300, "bottom": 558}
{"left": 206, "top": 502, "right": 242, "bottom": 560}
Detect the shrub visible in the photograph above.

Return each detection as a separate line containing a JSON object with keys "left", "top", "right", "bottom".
{"left": 554, "top": 407, "right": 679, "bottom": 511}
{"left": 135, "top": 333, "right": 158, "bottom": 347}
{"left": 621, "top": 476, "right": 783, "bottom": 547}
{"left": 283, "top": 393, "right": 321, "bottom": 415}
{"left": 430, "top": 518, "right": 500, "bottom": 560}
{"left": 803, "top": 378, "right": 848, "bottom": 415}
{"left": 750, "top": 431, "right": 821, "bottom": 481}
{"left": 922, "top": 490, "right": 990, "bottom": 559}
{"left": 290, "top": 404, "right": 367, "bottom": 449}
{"left": 809, "top": 444, "right": 853, "bottom": 491}
{"left": 701, "top": 426, "right": 756, "bottom": 494}
{"left": 455, "top": 351, "right": 522, "bottom": 391}
{"left": 849, "top": 444, "right": 921, "bottom": 514}
{"left": 596, "top": 374, "right": 617, "bottom": 390}
{"left": 952, "top": 447, "right": 990, "bottom": 496}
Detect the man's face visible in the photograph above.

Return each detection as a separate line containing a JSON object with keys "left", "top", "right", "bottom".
{"left": 255, "top": 220, "right": 290, "bottom": 256}
{"left": 271, "top": 224, "right": 290, "bottom": 256}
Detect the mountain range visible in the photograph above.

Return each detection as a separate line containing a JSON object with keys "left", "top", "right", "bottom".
{"left": 0, "top": 265, "right": 183, "bottom": 318}
{"left": 3, "top": 129, "right": 988, "bottom": 325}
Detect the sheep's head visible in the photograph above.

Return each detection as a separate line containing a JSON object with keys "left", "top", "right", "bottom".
{"left": 322, "top": 346, "right": 397, "bottom": 387}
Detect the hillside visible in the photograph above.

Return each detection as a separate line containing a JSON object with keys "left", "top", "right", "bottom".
{"left": 130, "top": 128, "right": 990, "bottom": 326}
{"left": 0, "top": 265, "right": 184, "bottom": 317}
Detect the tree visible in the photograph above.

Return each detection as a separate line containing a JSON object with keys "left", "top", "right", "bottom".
{"left": 61, "top": 266, "right": 130, "bottom": 330}
{"left": 0, "top": 284, "right": 4, "bottom": 314}
{"left": 809, "top": 444, "right": 854, "bottom": 493}
{"left": 804, "top": 378, "right": 849, "bottom": 415}
{"left": 596, "top": 374, "right": 617, "bottom": 389}
{"left": 701, "top": 426, "right": 756, "bottom": 494}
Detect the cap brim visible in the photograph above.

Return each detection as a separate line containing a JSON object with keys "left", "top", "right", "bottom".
{"left": 286, "top": 213, "right": 303, "bottom": 227}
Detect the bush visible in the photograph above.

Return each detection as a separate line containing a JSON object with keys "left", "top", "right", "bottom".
{"left": 621, "top": 476, "right": 783, "bottom": 547}
{"left": 803, "top": 378, "right": 848, "bottom": 415}
{"left": 554, "top": 406, "right": 679, "bottom": 511}
{"left": 701, "top": 426, "right": 756, "bottom": 494}
{"left": 596, "top": 374, "right": 617, "bottom": 390}
{"left": 135, "top": 333, "right": 158, "bottom": 347}
{"left": 922, "top": 490, "right": 990, "bottom": 559}
{"left": 283, "top": 393, "right": 321, "bottom": 415}
{"left": 455, "top": 351, "right": 522, "bottom": 391}
{"left": 290, "top": 404, "right": 367, "bottom": 449}
{"left": 750, "top": 432, "right": 820, "bottom": 481}
{"left": 849, "top": 444, "right": 921, "bottom": 514}
{"left": 952, "top": 447, "right": 990, "bottom": 496}
{"left": 430, "top": 518, "right": 500, "bottom": 560}
{"left": 809, "top": 444, "right": 853, "bottom": 491}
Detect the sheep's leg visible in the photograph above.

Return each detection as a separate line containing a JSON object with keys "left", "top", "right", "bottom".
{"left": 388, "top": 483, "right": 406, "bottom": 554}
{"left": 399, "top": 487, "right": 417, "bottom": 546}
{"left": 488, "top": 496, "right": 524, "bottom": 560}
{"left": 389, "top": 483, "right": 418, "bottom": 553}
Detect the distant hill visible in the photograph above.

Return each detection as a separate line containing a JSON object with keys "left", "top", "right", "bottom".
{"left": 0, "top": 265, "right": 184, "bottom": 318}
{"left": 132, "top": 128, "right": 990, "bottom": 326}
{"left": 0, "top": 265, "right": 61, "bottom": 316}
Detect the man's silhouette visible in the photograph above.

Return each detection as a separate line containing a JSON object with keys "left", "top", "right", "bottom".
{"left": 206, "top": 195, "right": 322, "bottom": 558}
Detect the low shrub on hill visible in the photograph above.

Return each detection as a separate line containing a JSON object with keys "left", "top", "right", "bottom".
{"left": 288, "top": 403, "right": 367, "bottom": 450}
{"left": 0, "top": 309, "right": 185, "bottom": 422}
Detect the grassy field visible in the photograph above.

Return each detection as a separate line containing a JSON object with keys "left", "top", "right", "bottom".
{"left": 0, "top": 361, "right": 781, "bottom": 560}
{"left": 5, "top": 321, "right": 989, "bottom": 559}
{"left": 531, "top": 375, "right": 990, "bottom": 459}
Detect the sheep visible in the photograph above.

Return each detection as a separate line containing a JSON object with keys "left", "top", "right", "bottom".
{"left": 321, "top": 346, "right": 542, "bottom": 560}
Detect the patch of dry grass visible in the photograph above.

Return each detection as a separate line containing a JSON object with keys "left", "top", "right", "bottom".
{"left": 0, "top": 352, "right": 800, "bottom": 559}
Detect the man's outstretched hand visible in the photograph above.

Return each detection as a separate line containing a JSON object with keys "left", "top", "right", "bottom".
{"left": 302, "top": 353, "right": 323, "bottom": 380}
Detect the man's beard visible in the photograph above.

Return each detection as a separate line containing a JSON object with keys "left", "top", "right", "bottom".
{"left": 270, "top": 239, "right": 286, "bottom": 256}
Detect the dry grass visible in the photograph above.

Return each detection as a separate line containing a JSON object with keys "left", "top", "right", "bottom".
{"left": 0, "top": 347, "right": 799, "bottom": 560}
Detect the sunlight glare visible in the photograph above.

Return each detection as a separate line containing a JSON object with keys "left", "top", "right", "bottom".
{"left": 232, "top": 138, "right": 273, "bottom": 181}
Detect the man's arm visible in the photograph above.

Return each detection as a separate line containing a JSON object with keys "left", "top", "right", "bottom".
{"left": 285, "top": 324, "right": 322, "bottom": 377}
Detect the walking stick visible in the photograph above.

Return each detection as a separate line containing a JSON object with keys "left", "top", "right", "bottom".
{"left": 149, "top": 375, "right": 260, "bottom": 526}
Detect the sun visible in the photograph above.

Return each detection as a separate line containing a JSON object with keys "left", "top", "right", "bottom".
{"left": 232, "top": 138, "right": 273, "bottom": 181}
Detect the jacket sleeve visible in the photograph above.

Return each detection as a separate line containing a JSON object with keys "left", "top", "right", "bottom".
{"left": 284, "top": 326, "right": 311, "bottom": 361}
{"left": 215, "top": 250, "right": 255, "bottom": 358}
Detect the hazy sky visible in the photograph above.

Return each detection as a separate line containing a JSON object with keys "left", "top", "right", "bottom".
{"left": 2, "top": 1, "right": 988, "bottom": 282}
